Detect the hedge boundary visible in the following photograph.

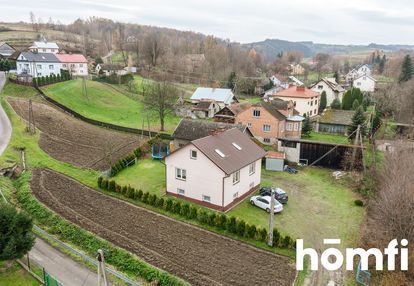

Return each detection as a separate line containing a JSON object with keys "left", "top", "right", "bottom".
{"left": 35, "top": 83, "right": 172, "bottom": 140}
{"left": 14, "top": 172, "right": 187, "bottom": 286}
{"left": 98, "top": 176, "right": 296, "bottom": 250}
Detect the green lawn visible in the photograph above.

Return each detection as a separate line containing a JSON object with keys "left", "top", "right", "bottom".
{"left": 1, "top": 82, "right": 38, "bottom": 99}
{"left": 41, "top": 79, "right": 181, "bottom": 133}
{"left": 306, "top": 131, "right": 350, "bottom": 145}
{"left": 0, "top": 261, "right": 39, "bottom": 286}
{"left": 239, "top": 96, "right": 262, "bottom": 104}
{"left": 112, "top": 157, "right": 166, "bottom": 195}
{"left": 229, "top": 168, "right": 364, "bottom": 248}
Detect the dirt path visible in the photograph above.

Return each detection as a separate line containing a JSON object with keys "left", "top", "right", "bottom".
{"left": 31, "top": 168, "right": 296, "bottom": 286}
{"left": 7, "top": 98, "right": 143, "bottom": 170}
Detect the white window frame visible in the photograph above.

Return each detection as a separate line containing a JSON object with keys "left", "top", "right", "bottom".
{"left": 294, "top": 123, "right": 299, "bottom": 131}
{"left": 233, "top": 192, "right": 239, "bottom": 199}
{"left": 249, "top": 162, "right": 256, "bottom": 175}
{"left": 175, "top": 168, "right": 187, "bottom": 181}
{"left": 190, "top": 149, "right": 197, "bottom": 159}
{"left": 253, "top": 110, "right": 261, "bottom": 118}
{"left": 49, "top": 65, "right": 54, "bottom": 69}
{"left": 263, "top": 124, "right": 271, "bottom": 132}
{"left": 232, "top": 170, "right": 240, "bottom": 185}
{"left": 177, "top": 188, "right": 185, "bottom": 195}
{"left": 286, "top": 123, "right": 293, "bottom": 131}
{"left": 202, "top": 195, "right": 211, "bottom": 202}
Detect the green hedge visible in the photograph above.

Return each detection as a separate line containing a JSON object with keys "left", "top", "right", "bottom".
{"left": 97, "top": 177, "right": 295, "bottom": 249}
{"left": 33, "top": 70, "right": 71, "bottom": 87}
{"left": 110, "top": 147, "right": 142, "bottom": 176}
{"left": 15, "top": 173, "right": 186, "bottom": 286}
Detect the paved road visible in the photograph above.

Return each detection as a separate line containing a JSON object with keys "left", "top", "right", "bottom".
{"left": 0, "top": 72, "right": 12, "bottom": 156}
{"left": 29, "top": 238, "right": 101, "bottom": 286}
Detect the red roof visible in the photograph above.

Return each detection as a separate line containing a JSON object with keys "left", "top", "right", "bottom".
{"left": 274, "top": 85, "right": 319, "bottom": 99}
{"left": 266, "top": 151, "right": 285, "bottom": 159}
{"left": 55, "top": 54, "right": 87, "bottom": 63}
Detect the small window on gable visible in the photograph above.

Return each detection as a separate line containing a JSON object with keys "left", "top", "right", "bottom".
{"left": 253, "top": 110, "right": 261, "bottom": 118}
{"left": 190, "top": 150, "right": 197, "bottom": 159}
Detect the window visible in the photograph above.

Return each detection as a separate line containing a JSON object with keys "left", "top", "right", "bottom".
{"left": 233, "top": 192, "right": 239, "bottom": 199}
{"left": 249, "top": 163, "right": 256, "bottom": 175}
{"left": 175, "top": 168, "right": 187, "bottom": 180}
{"left": 190, "top": 150, "right": 197, "bottom": 159}
{"left": 253, "top": 110, "right": 261, "bottom": 118}
{"left": 80, "top": 64, "right": 83, "bottom": 67}
{"left": 49, "top": 65, "right": 54, "bottom": 69}
{"left": 36, "top": 64, "right": 42, "bottom": 70}
{"left": 318, "top": 85, "right": 323, "bottom": 90}
{"left": 177, "top": 188, "right": 185, "bottom": 195}
{"left": 281, "top": 141, "right": 297, "bottom": 148}
{"left": 42, "top": 49, "right": 46, "bottom": 52}
{"left": 286, "top": 123, "right": 293, "bottom": 131}
{"left": 310, "top": 110, "right": 313, "bottom": 116}
{"left": 294, "top": 123, "right": 299, "bottom": 131}
{"left": 357, "top": 82, "right": 361, "bottom": 86}
{"left": 310, "top": 101, "right": 313, "bottom": 106}
{"left": 263, "top": 138, "right": 271, "bottom": 143}
{"left": 202, "top": 195, "right": 211, "bottom": 202}
{"left": 247, "top": 123, "right": 252, "bottom": 128}
{"left": 314, "top": 109, "right": 317, "bottom": 114}
{"left": 263, "top": 124, "right": 271, "bottom": 132}
{"left": 315, "top": 100, "right": 318, "bottom": 105}
{"left": 232, "top": 170, "right": 240, "bottom": 184}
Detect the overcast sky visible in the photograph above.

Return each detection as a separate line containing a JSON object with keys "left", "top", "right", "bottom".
{"left": 1, "top": 0, "right": 414, "bottom": 45}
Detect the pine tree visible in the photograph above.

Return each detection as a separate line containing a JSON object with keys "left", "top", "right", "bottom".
{"left": 352, "top": 99, "right": 360, "bottom": 110}
{"left": 227, "top": 71, "right": 236, "bottom": 90}
{"left": 341, "top": 90, "right": 352, "bottom": 110}
{"left": 331, "top": 98, "right": 341, "bottom": 109}
{"left": 348, "top": 106, "right": 366, "bottom": 139}
{"left": 319, "top": 91, "right": 327, "bottom": 112}
{"left": 301, "top": 116, "right": 313, "bottom": 137}
{"left": 399, "top": 54, "right": 413, "bottom": 83}
{"left": 333, "top": 71, "right": 340, "bottom": 84}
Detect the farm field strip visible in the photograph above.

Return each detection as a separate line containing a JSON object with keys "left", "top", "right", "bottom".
{"left": 31, "top": 168, "right": 296, "bottom": 286}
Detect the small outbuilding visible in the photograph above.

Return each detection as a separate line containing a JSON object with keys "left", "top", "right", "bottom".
{"left": 265, "top": 151, "right": 285, "bottom": 171}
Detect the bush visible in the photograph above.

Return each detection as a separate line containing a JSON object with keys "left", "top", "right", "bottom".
{"left": 108, "top": 180, "right": 116, "bottom": 192}
{"left": 198, "top": 210, "right": 209, "bottom": 224}
{"left": 189, "top": 206, "right": 198, "bottom": 219}
{"left": 121, "top": 185, "right": 128, "bottom": 195}
{"left": 164, "top": 199, "right": 173, "bottom": 212}
{"left": 246, "top": 224, "right": 257, "bottom": 239}
{"left": 227, "top": 216, "right": 237, "bottom": 233}
{"left": 97, "top": 177, "right": 103, "bottom": 188}
{"left": 354, "top": 199, "right": 364, "bottom": 207}
{"left": 142, "top": 192, "right": 149, "bottom": 204}
{"left": 180, "top": 204, "right": 190, "bottom": 217}
{"left": 236, "top": 219, "right": 246, "bottom": 236}
{"left": 126, "top": 187, "right": 135, "bottom": 198}
{"left": 172, "top": 201, "right": 182, "bottom": 214}
{"left": 272, "top": 228, "right": 281, "bottom": 246}
{"left": 282, "top": 236, "right": 292, "bottom": 248}
{"left": 148, "top": 194, "right": 157, "bottom": 206}
{"left": 157, "top": 197, "right": 165, "bottom": 208}
{"left": 136, "top": 189, "right": 143, "bottom": 200}
{"left": 101, "top": 179, "right": 108, "bottom": 190}
{"left": 207, "top": 213, "right": 217, "bottom": 227}
{"left": 215, "top": 214, "right": 227, "bottom": 229}
{"left": 258, "top": 228, "right": 268, "bottom": 242}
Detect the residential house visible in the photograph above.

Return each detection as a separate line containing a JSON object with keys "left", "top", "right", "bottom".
{"left": 228, "top": 99, "right": 303, "bottom": 145}
{"left": 95, "top": 63, "right": 126, "bottom": 76}
{"left": 16, "top": 52, "right": 61, "bottom": 79}
{"left": 270, "top": 85, "right": 321, "bottom": 117}
{"left": 287, "top": 75, "right": 304, "bottom": 86}
{"left": 29, "top": 41, "right": 59, "bottom": 54}
{"left": 345, "top": 64, "right": 372, "bottom": 83}
{"left": 310, "top": 78, "right": 345, "bottom": 107}
{"left": 190, "top": 87, "right": 237, "bottom": 108}
{"left": 214, "top": 102, "right": 252, "bottom": 124}
{"left": 165, "top": 128, "right": 266, "bottom": 211}
{"left": 353, "top": 74, "right": 376, "bottom": 92}
{"left": 172, "top": 119, "right": 252, "bottom": 149}
{"left": 191, "top": 100, "right": 220, "bottom": 119}
{"left": 56, "top": 54, "right": 88, "bottom": 76}
{"left": 289, "top": 63, "right": 305, "bottom": 75}
{"left": 0, "top": 42, "right": 16, "bottom": 59}
{"left": 314, "top": 109, "right": 355, "bottom": 135}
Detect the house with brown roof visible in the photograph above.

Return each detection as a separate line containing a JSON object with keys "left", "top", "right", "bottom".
{"left": 172, "top": 119, "right": 252, "bottom": 149}
{"left": 191, "top": 100, "right": 220, "bottom": 118}
{"left": 270, "top": 85, "right": 320, "bottom": 117}
{"left": 165, "top": 128, "right": 266, "bottom": 211}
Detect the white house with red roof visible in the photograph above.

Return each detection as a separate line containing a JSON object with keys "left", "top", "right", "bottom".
{"left": 270, "top": 85, "right": 320, "bottom": 117}
{"left": 56, "top": 54, "right": 88, "bottom": 76}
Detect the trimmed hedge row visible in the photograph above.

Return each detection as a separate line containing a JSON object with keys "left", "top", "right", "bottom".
{"left": 110, "top": 147, "right": 142, "bottom": 176}
{"left": 15, "top": 173, "right": 186, "bottom": 286}
{"left": 33, "top": 70, "right": 71, "bottom": 87}
{"left": 97, "top": 177, "right": 296, "bottom": 249}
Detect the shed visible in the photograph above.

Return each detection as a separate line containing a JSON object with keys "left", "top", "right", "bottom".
{"left": 265, "top": 151, "right": 285, "bottom": 171}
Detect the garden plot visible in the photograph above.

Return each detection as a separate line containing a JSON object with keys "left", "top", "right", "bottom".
{"left": 31, "top": 168, "right": 296, "bottom": 286}
{"left": 7, "top": 98, "right": 143, "bottom": 170}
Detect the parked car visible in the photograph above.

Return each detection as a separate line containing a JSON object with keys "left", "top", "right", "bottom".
{"left": 259, "top": 187, "right": 288, "bottom": 204}
{"left": 250, "top": 195, "right": 283, "bottom": 213}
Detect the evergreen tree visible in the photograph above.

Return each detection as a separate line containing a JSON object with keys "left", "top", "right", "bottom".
{"left": 333, "top": 71, "right": 340, "bottom": 84}
{"left": 319, "top": 91, "right": 327, "bottom": 112}
{"left": 341, "top": 90, "right": 352, "bottom": 110}
{"left": 348, "top": 106, "right": 366, "bottom": 139}
{"left": 399, "top": 54, "right": 413, "bottom": 83}
{"left": 331, "top": 98, "right": 341, "bottom": 109}
{"left": 301, "top": 116, "right": 313, "bottom": 137}
{"left": 352, "top": 99, "right": 360, "bottom": 110}
{"left": 0, "top": 205, "right": 35, "bottom": 260}
{"left": 227, "top": 71, "right": 236, "bottom": 90}
{"left": 378, "top": 55, "right": 386, "bottom": 74}
{"left": 361, "top": 97, "right": 369, "bottom": 111}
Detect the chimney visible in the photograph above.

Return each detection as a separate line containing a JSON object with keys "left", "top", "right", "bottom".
{"left": 209, "top": 128, "right": 226, "bottom": 136}
{"left": 296, "top": 86, "right": 305, "bottom": 92}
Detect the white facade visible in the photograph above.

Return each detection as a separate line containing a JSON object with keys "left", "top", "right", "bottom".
{"left": 165, "top": 144, "right": 262, "bottom": 210}
{"left": 353, "top": 75, "right": 376, "bottom": 92}
{"left": 271, "top": 95, "right": 320, "bottom": 117}
{"left": 29, "top": 41, "right": 59, "bottom": 54}
{"left": 61, "top": 62, "right": 88, "bottom": 76}
{"left": 346, "top": 64, "right": 372, "bottom": 83}
{"left": 16, "top": 54, "right": 61, "bottom": 78}
{"left": 311, "top": 79, "right": 344, "bottom": 107}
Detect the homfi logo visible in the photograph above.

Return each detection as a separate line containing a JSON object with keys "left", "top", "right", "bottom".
{"left": 296, "top": 239, "right": 408, "bottom": 271}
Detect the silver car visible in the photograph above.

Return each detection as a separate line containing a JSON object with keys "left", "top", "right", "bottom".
{"left": 250, "top": 195, "right": 283, "bottom": 213}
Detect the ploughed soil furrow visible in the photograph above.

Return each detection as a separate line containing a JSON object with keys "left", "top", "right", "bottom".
{"left": 7, "top": 98, "right": 143, "bottom": 170}
{"left": 31, "top": 168, "right": 296, "bottom": 286}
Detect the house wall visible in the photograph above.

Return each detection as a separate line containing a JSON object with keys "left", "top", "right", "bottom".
{"left": 61, "top": 62, "right": 88, "bottom": 76}
{"left": 278, "top": 141, "right": 301, "bottom": 163}
{"left": 235, "top": 106, "right": 285, "bottom": 145}
{"left": 30, "top": 47, "right": 58, "bottom": 54}
{"left": 165, "top": 144, "right": 225, "bottom": 207}
{"left": 284, "top": 121, "right": 302, "bottom": 138}
{"left": 311, "top": 81, "right": 343, "bottom": 107}
{"left": 317, "top": 123, "right": 348, "bottom": 135}
{"left": 16, "top": 60, "right": 62, "bottom": 78}
{"left": 273, "top": 96, "right": 320, "bottom": 117}
{"left": 222, "top": 159, "right": 262, "bottom": 207}
{"left": 353, "top": 76, "right": 375, "bottom": 92}
{"left": 265, "top": 158, "right": 284, "bottom": 171}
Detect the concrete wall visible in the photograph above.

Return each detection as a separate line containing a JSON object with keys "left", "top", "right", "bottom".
{"left": 265, "top": 158, "right": 284, "bottom": 171}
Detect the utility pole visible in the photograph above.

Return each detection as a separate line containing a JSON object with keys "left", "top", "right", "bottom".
{"left": 268, "top": 189, "right": 275, "bottom": 247}
{"left": 28, "top": 99, "right": 36, "bottom": 134}
{"left": 97, "top": 249, "right": 108, "bottom": 286}
{"left": 351, "top": 124, "right": 361, "bottom": 171}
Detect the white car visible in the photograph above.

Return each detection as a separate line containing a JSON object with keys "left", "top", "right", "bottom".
{"left": 250, "top": 195, "right": 283, "bottom": 213}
